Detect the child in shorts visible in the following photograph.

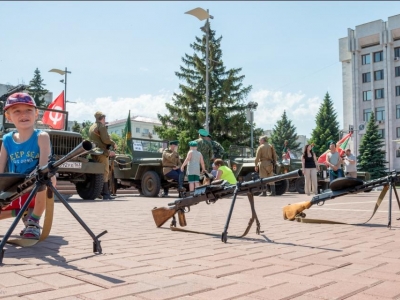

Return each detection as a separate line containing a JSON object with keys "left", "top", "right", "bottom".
{"left": 181, "top": 141, "right": 206, "bottom": 191}
{"left": 0, "top": 92, "right": 56, "bottom": 239}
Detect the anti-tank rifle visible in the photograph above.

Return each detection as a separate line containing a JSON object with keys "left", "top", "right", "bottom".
{"left": 0, "top": 140, "right": 108, "bottom": 263}
{"left": 283, "top": 171, "right": 400, "bottom": 227}
{"left": 0, "top": 84, "right": 28, "bottom": 104}
{"left": 152, "top": 169, "right": 303, "bottom": 243}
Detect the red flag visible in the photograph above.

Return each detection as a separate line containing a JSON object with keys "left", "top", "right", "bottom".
{"left": 317, "top": 133, "right": 352, "bottom": 165}
{"left": 42, "top": 91, "right": 65, "bottom": 130}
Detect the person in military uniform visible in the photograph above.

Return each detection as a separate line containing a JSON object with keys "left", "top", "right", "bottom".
{"left": 195, "top": 128, "right": 213, "bottom": 172}
{"left": 205, "top": 134, "right": 225, "bottom": 161}
{"left": 89, "top": 111, "right": 117, "bottom": 200}
{"left": 255, "top": 135, "right": 278, "bottom": 196}
{"left": 162, "top": 140, "right": 185, "bottom": 196}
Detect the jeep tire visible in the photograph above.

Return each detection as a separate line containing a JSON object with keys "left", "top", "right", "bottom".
{"left": 76, "top": 173, "right": 104, "bottom": 200}
{"left": 141, "top": 170, "right": 161, "bottom": 197}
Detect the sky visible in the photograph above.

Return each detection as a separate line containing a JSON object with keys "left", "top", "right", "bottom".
{"left": 1, "top": 1, "right": 399, "bottom": 139}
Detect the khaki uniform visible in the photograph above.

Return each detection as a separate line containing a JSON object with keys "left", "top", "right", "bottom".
{"left": 89, "top": 122, "right": 116, "bottom": 182}
{"left": 255, "top": 142, "right": 277, "bottom": 185}
{"left": 195, "top": 137, "right": 213, "bottom": 171}
{"left": 162, "top": 148, "right": 181, "bottom": 175}
{"left": 211, "top": 140, "right": 225, "bottom": 159}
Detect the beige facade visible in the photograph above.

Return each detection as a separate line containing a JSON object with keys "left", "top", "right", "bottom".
{"left": 107, "top": 116, "right": 161, "bottom": 140}
{"left": 339, "top": 14, "right": 400, "bottom": 171}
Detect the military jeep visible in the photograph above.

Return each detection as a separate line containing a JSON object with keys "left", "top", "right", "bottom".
{"left": 112, "top": 138, "right": 188, "bottom": 197}
{"left": 0, "top": 85, "right": 104, "bottom": 199}
{"left": 225, "top": 145, "right": 289, "bottom": 195}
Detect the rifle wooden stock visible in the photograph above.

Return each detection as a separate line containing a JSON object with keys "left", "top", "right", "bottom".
{"left": 152, "top": 207, "right": 178, "bottom": 227}
{"left": 283, "top": 201, "right": 312, "bottom": 220}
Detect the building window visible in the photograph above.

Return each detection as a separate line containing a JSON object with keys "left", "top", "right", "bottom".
{"left": 374, "top": 70, "right": 384, "bottom": 81}
{"left": 375, "top": 88, "right": 384, "bottom": 99}
{"left": 362, "top": 72, "right": 371, "bottom": 83}
{"left": 377, "top": 129, "right": 385, "bottom": 139}
{"left": 396, "top": 66, "right": 400, "bottom": 77}
{"left": 363, "top": 108, "right": 372, "bottom": 122}
{"left": 363, "top": 90, "right": 372, "bottom": 101}
{"left": 395, "top": 47, "right": 400, "bottom": 58}
{"left": 375, "top": 107, "right": 385, "bottom": 121}
{"left": 143, "top": 128, "right": 149, "bottom": 134}
{"left": 373, "top": 51, "right": 383, "bottom": 62}
{"left": 397, "top": 105, "right": 400, "bottom": 119}
{"left": 397, "top": 127, "right": 400, "bottom": 138}
{"left": 136, "top": 127, "right": 140, "bottom": 133}
{"left": 152, "top": 130, "right": 155, "bottom": 135}
{"left": 362, "top": 54, "right": 371, "bottom": 65}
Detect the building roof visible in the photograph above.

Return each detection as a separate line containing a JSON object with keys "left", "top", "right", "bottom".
{"left": 108, "top": 115, "right": 161, "bottom": 126}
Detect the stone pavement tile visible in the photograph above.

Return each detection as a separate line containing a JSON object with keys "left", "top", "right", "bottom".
{"left": 23, "top": 284, "right": 103, "bottom": 300}
{"left": 362, "top": 281, "right": 400, "bottom": 298}
{"left": 358, "top": 270, "right": 400, "bottom": 282}
{"left": 0, "top": 264, "right": 38, "bottom": 273}
{"left": 141, "top": 258, "right": 190, "bottom": 269}
{"left": 125, "top": 273, "right": 186, "bottom": 288}
{"left": 172, "top": 251, "right": 212, "bottom": 262}
{"left": 17, "top": 266, "right": 67, "bottom": 277}
{"left": 304, "top": 281, "right": 372, "bottom": 299}
{"left": 110, "top": 265, "right": 167, "bottom": 277}
{"left": 0, "top": 272, "right": 36, "bottom": 287}
{"left": 66, "top": 258, "right": 108, "bottom": 269}
{"left": 256, "top": 256, "right": 311, "bottom": 269}
{"left": 174, "top": 273, "right": 236, "bottom": 289}
{"left": 242, "top": 264, "right": 295, "bottom": 277}
{"left": 107, "top": 258, "right": 155, "bottom": 268}
{"left": 224, "top": 273, "right": 284, "bottom": 288}
{"left": 33, "top": 273, "right": 86, "bottom": 288}
{"left": 292, "top": 256, "right": 352, "bottom": 267}
{"left": 247, "top": 282, "right": 317, "bottom": 300}
{"left": 265, "top": 272, "right": 335, "bottom": 288}
{"left": 79, "top": 282, "right": 158, "bottom": 300}
{"left": 171, "top": 257, "right": 228, "bottom": 268}
{"left": 195, "top": 264, "right": 254, "bottom": 278}
{"left": 150, "top": 264, "right": 211, "bottom": 278}
{"left": 194, "top": 282, "right": 265, "bottom": 300}
{"left": 0, "top": 283, "right": 54, "bottom": 298}
{"left": 346, "top": 293, "right": 393, "bottom": 300}
{"left": 369, "top": 262, "right": 400, "bottom": 274}
{"left": 287, "top": 264, "right": 336, "bottom": 276}
{"left": 201, "top": 250, "right": 250, "bottom": 261}
{"left": 90, "top": 252, "right": 144, "bottom": 261}
{"left": 137, "top": 282, "right": 212, "bottom": 300}
{"left": 67, "top": 272, "right": 133, "bottom": 289}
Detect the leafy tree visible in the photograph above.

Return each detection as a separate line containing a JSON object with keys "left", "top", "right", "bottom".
{"left": 270, "top": 111, "right": 301, "bottom": 157}
{"left": 357, "top": 112, "right": 387, "bottom": 179}
{"left": 80, "top": 120, "right": 93, "bottom": 140}
{"left": 72, "top": 121, "right": 81, "bottom": 133}
{"left": 110, "top": 133, "right": 122, "bottom": 151}
{"left": 309, "top": 92, "right": 340, "bottom": 156}
{"left": 154, "top": 25, "right": 252, "bottom": 155}
{"left": 27, "top": 68, "right": 49, "bottom": 108}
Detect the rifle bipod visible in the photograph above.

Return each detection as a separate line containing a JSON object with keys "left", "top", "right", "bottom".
{"left": 0, "top": 176, "right": 107, "bottom": 264}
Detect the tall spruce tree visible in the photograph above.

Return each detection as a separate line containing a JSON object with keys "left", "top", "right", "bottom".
{"left": 309, "top": 92, "right": 340, "bottom": 156}
{"left": 357, "top": 112, "right": 387, "bottom": 179}
{"left": 27, "top": 68, "right": 49, "bottom": 108}
{"left": 270, "top": 111, "right": 301, "bottom": 157}
{"left": 154, "top": 25, "right": 252, "bottom": 155}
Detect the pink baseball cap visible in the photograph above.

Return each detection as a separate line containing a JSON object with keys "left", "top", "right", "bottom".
{"left": 4, "top": 93, "right": 36, "bottom": 111}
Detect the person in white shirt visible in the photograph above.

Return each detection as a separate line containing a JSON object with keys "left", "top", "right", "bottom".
{"left": 343, "top": 148, "right": 357, "bottom": 178}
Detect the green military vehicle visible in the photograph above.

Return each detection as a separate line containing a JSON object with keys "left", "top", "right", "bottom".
{"left": 0, "top": 85, "right": 104, "bottom": 200}
{"left": 111, "top": 138, "right": 188, "bottom": 197}
{"left": 225, "top": 145, "right": 289, "bottom": 195}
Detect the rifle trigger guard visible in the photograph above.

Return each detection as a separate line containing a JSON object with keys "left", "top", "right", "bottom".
{"left": 183, "top": 207, "right": 190, "bottom": 213}
{"left": 316, "top": 200, "right": 325, "bottom": 206}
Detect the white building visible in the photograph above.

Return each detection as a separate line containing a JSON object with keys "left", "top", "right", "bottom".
{"left": 339, "top": 14, "right": 400, "bottom": 171}
{"left": 107, "top": 115, "right": 161, "bottom": 140}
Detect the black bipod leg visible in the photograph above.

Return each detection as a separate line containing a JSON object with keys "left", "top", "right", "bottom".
{"left": 49, "top": 184, "right": 107, "bottom": 254}
{"left": 247, "top": 192, "right": 264, "bottom": 236}
{"left": 0, "top": 183, "right": 40, "bottom": 264}
{"left": 221, "top": 182, "right": 240, "bottom": 243}
{"left": 388, "top": 180, "right": 394, "bottom": 229}
{"left": 391, "top": 184, "right": 400, "bottom": 221}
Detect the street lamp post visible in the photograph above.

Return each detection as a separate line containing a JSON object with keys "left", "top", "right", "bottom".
{"left": 247, "top": 101, "right": 258, "bottom": 156}
{"left": 185, "top": 7, "right": 214, "bottom": 132}
{"left": 49, "top": 67, "right": 72, "bottom": 129}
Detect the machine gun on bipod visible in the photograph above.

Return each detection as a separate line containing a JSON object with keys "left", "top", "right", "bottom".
{"left": 152, "top": 169, "right": 302, "bottom": 243}
{"left": 0, "top": 84, "right": 28, "bottom": 103}
{"left": 0, "top": 140, "right": 108, "bottom": 264}
{"left": 283, "top": 171, "right": 400, "bottom": 228}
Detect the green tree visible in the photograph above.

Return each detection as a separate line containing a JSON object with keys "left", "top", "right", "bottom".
{"left": 309, "top": 92, "right": 340, "bottom": 156}
{"left": 72, "top": 121, "right": 81, "bottom": 133}
{"left": 27, "top": 68, "right": 49, "bottom": 108}
{"left": 80, "top": 120, "right": 93, "bottom": 140}
{"left": 357, "top": 112, "right": 387, "bottom": 179}
{"left": 155, "top": 25, "right": 252, "bottom": 155}
{"left": 110, "top": 133, "right": 122, "bottom": 151}
{"left": 270, "top": 110, "right": 301, "bottom": 158}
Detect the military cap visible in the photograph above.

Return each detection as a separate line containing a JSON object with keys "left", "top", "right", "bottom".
{"left": 189, "top": 141, "right": 198, "bottom": 147}
{"left": 259, "top": 135, "right": 268, "bottom": 141}
{"left": 198, "top": 128, "right": 210, "bottom": 137}
{"left": 94, "top": 111, "right": 105, "bottom": 118}
{"left": 169, "top": 140, "right": 179, "bottom": 145}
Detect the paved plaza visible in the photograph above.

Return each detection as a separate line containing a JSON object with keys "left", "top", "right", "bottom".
{"left": 0, "top": 189, "right": 400, "bottom": 299}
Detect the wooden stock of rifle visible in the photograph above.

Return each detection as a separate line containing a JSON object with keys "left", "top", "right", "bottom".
{"left": 152, "top": 169, "right": 303, "bottom": 228}
{"left": 283, "top": 171, "right": 400, "bottom": 221}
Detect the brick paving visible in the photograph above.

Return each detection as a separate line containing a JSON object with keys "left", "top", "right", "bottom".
{"left": 0, "top": 189, "right": 400, "bottom": 299}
